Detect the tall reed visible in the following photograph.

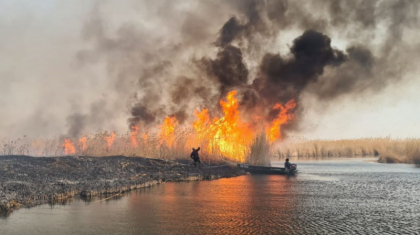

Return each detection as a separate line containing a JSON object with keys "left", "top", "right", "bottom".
{"left": 275, "top": 138, "right": 420, "bottom": 165}
{"left": 2, "top": 134, "right": 420, "bottom": 166}
{"left": 247, "top": 132, "right": 271, "bottom": 166}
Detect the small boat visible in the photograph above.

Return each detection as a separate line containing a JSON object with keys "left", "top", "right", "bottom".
{"left": 237, "top": 163, "right": 297, "bottom": 175}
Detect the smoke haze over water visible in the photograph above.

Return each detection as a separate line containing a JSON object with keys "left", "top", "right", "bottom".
{"left": 1, "top": 0, "right": 420, "bottom": 140}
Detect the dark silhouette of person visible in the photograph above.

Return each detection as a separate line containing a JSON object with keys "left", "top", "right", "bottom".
{"left": 285, "top": 158, "right": 291, "bottom": 169}
{"left": 190, "top": 147, "right": 201, "bottom": 167}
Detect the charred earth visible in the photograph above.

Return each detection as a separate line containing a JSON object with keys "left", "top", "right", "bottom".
{"left": 0, "top": 155, "right": 244, "bottom": 215}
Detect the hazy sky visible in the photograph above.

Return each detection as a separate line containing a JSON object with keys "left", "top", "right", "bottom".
{"left": 300, "top": 76, "right": 420, "bottom": 139}
{"left": 0, "top": 0, "right": 419, "bottom": 140}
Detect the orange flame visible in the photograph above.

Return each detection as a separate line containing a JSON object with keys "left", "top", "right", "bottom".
{"left": 159, "top": 116, "right": 178, "bottom": 147}
{"left": 130, "top": 125, "right": 139, "bottom": 147}
{"left": 105, "top": 132, "right": 116, "bottom": 149}
{"left": 191, "top": 91, "right": 254, "bottom": 162}
{"left": 267, "top": 99, "right": 297, "bottom": 143}
{"left": 78, "top": 136, "right": 87, "bottom": 151}
{"left": 192, "top": 109, "right": 211, "bottom": 142}
{"left": 142, "top": 133, "right": 147, "bottom": 142}
{"left": 63, "top": 139, "right": 76, "bottom": 155}
{"left": 57, "top": 91, "right": 295, "bottom": 162}
{"left": 188, "top": 91, "right": 296, "bottom": 162}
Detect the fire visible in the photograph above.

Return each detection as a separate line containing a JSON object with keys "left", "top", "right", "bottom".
{"left": 192, "top": 109, "right": 211, "bottom": 142}
{"left": 79, "top": 136, "right": 87, "bottom": 151}
{"left": 130, "top": 125, "right": 139, "bottom": 147}
{"left": 63, "top": 139, "right": 76, "bottom": 155}
{"left": 267, "top": 100, "right": 297, "bottom": 143}
{"left": 55, "top": 91, "right": 295, "bottom": 162}
{"left": 105, "top": 132, "right": 116, "bottom": 149}
{"left": 189, "top": 91, "right": 296, "bottom": 162}
{"left": 191, "top": 91, "right": 254, "bottom": 162}
{"left": 159, "top": 116, "right": 178, "bottom": 147}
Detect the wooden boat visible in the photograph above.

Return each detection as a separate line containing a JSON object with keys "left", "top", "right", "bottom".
{"left": 237, "top": 163, "right": 297, "bottom": 175}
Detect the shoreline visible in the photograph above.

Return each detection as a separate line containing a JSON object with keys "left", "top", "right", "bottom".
{"left": 0, "top": 155, "right": 245, "bottom": 215}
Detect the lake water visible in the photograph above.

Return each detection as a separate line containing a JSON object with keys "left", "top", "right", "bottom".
{"left": 1, "top": 159, "right": 420, "bottom": 234}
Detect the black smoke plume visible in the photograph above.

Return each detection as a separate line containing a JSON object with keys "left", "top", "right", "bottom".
{"left": 254, "top": 30, "right": 347, "bottom": 106}
{"left": 75, "top": 0, "right": 419, "bottom": 136}
{"left": 199, "top": 45, "right": 249, "bottom": 96}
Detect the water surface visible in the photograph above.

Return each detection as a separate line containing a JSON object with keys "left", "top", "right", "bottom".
{"left": 1, "top": 159, "right": 419, "bottom": 234}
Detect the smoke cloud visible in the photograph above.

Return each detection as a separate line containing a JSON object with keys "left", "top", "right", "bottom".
{"left": 0, "top": 0, "right": 419, "bottom": 139}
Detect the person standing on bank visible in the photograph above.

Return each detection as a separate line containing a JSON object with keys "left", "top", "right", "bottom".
{"left": 190, "top": 147, "right": 201, "bottom": 168}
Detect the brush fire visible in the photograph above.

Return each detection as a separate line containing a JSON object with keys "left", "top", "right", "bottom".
{"left": 47, "top": 29, "right": 351, "bottom": 162}
{"left": 1, "top": 16, "right": 388, "bottom": 163}
{"left": 1, "top": 0, "right": 415, "bottom": 167}
{"left": 55, "top": 91, "right": 296, "bottom": 162}
{"left": 20, "top": 90, "right": 296, "bottom": 163}
{"left": 2, "top": 9, "right": 359, "bottom": 163}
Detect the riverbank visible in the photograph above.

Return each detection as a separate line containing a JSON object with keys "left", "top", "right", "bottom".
{"left": 2, "top": 159, "right": 419, "bottom": 234}
{"left": 0, "top": 155, "right": 245, "bottom": 214}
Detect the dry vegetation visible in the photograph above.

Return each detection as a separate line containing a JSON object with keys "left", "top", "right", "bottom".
{"left": 0, "top": 129, "right": 255, "bottom": 165}
{"left": 247, "top": 133, "right": 271, "bottom": 167}
{"left": 2, "top": 135, "right": 420, "bottom": 166}
{"left": 275, "top": 138, "right": 420, "bottom": 166}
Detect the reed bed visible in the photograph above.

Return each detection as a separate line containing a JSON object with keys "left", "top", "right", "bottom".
{"left": 2, "top": 134, "right": 420, "bottom": 166}
{"left": 0, "top": 128, "right": 253, "bottom": 165}
{"left": 247, "top": 133, "right": 271, "bottom": 167}
{"left": 275, "top": 138, "right": 420, "bottom": 165}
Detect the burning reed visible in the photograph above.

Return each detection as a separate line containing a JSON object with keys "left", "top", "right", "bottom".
{"left": 1, "top": 91, "right": 292, "bottom": 165}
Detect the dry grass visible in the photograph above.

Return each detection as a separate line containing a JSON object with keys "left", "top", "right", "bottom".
{"left": 405, "top": 140, "right": 420, "bottom": 166}
{"left": 2, "top": 134, "right": 420, "bottom": 166}
{"left": 377, "top": 140, "right": 420, "bottom": 165}
{"left": 275, "top": 138, "right": 420, "bottom": 165}
{"left": 0, "top": 128, "right": 251, "bottom": 165}
{"left": 247, "top": 133, "right": 271, "bottom": 167}
{"left": 275, "top": 138, "right": 384, "bottom": 160}
{"left": 377, "top": 152, "right": 405, "bottom": 163}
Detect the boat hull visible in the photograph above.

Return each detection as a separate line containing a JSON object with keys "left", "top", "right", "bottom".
{"left": 237, "top": 163, "right": 297, "bottom": 175}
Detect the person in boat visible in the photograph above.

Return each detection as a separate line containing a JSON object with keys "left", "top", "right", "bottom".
{"left": 190, "top": 147, "right": 201, "bottom": 168}
{"left": 285, "top": 158, "right": 292, "bottom": 169}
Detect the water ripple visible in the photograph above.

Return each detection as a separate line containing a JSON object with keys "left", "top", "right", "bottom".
{"left": 1, "top": 160, "right": 419, "bottom": 234}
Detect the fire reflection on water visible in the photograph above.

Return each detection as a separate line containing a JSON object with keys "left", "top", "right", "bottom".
{"left": 3, "top": 161, "right": 420, "bottom": 234}
{"left": 125, "top": 175, "right": 298, "bottom": 234}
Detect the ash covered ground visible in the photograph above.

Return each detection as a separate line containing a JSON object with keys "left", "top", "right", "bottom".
{"left": 0, "top": 155, "right": 244, "bottom": 214}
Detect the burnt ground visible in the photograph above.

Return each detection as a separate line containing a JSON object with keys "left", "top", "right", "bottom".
{"left": 0, "top": 155, "right": 245, "bottom": 215}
